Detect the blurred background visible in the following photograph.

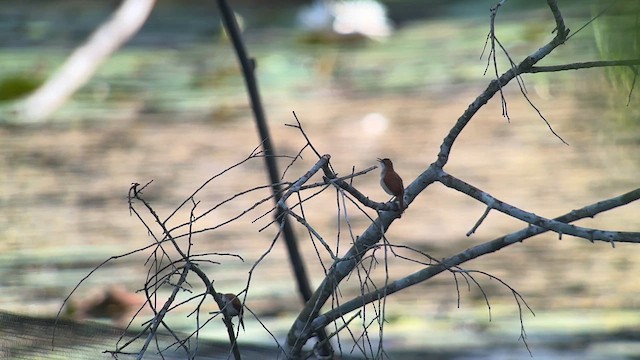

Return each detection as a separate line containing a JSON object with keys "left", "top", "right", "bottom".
{"left": 0, "top": 0, "right": 639, "bottom": 358}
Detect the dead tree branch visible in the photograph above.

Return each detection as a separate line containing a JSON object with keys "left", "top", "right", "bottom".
{"left": 284, "top": 1, "right": 640, "bottom": 356}
{"left": 302, "top": 187, "right": 640, "bottom": 339}
{"left": 12, "top": 0, "right": 156, "bottom": 123}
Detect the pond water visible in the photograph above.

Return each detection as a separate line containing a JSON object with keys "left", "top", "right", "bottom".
{"left": 0, "top": 1, "right": 639, "bottom": 359}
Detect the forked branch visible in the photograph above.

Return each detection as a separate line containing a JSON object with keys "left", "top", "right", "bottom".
{"left": 301, "top": 187, "right": 640, "bottom": 340}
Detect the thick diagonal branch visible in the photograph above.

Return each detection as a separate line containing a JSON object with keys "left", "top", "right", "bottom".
{"left": 305, "top": 187, "right": 640, "bottom": 335}
{"left": 435, "top": 0, "right": 569, "bottom": 168}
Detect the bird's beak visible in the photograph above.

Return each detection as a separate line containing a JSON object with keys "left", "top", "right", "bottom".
{"left": 376, "top": 158, "right": 383, "bottom": 162}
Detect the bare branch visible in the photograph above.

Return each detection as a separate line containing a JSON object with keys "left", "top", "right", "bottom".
{"left": 467, "top": 205, "right": 493, "bottom": 236}
{"left": 438, "top": 170, "right": 640, "bottom": 246}
{"left": 138, "top": 264, "right": 190, "bottom": 359}
{"left": 628, "top": 65, "right": 639, "bottom": 105}
{"left": 322, "top": 166, "right": 401, "bottom": 212}
{"left": 547, "top": 0, "right": 569, "bottom": 40}
{"left": 566, "top": 0, "right": 620, "bottom": 41}
{"left": 287, "top": 111, "right": 323, "bottom": 160}
{"left": 277, "top": 154, "right": 331, "bottom": 208}
{"left": 11, "top": 0, "right": 156, "bottom": 123}
{"left": 287, "top": 208, "right": 338, "bottom": 261}
{"left": 484, "top": 0, "right": 510, "bottom": 119}
{"left": 528, "top": 59, "right": 640, "bottom": 73}
{"left": 435, "top": 0, "right": 572, "bottom": 168}
{"left": 304, "top": 187, "right": 640, "bottom": 335}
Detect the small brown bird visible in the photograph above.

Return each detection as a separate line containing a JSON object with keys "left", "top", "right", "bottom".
{"left": 377, "top": 158, "right": 404, "bottom": 210}
{"left": 218, "top": 292, "right": 244, "bottom": 330}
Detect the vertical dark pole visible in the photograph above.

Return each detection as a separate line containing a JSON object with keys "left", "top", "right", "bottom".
{"left": 215, "top": 1, "right": 332, "bottom": 357}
